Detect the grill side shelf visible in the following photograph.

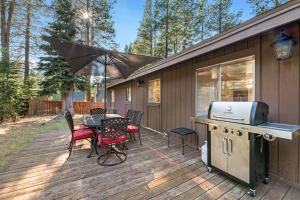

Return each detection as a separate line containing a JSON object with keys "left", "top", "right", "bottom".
{"left": 191, "top": 117, "right": 298, "bottom": 140}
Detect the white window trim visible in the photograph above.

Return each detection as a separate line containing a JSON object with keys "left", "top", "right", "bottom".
{"left": 125, "top": 87, "right": 131, "bottom": 102}
{"left": 195, "top": 55, "right": 255, "bottom": 116}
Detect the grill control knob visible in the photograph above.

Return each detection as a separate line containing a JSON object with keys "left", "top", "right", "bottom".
{"left": 237, "top": 130, "right": 243, "bottom": 136}
{"left": 224, "top": 128, "right": 229, "bottom": 133}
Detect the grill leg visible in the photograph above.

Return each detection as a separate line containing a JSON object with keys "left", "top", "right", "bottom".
{"left": 263, "top": 139, "right": 270, "bottom": 184}
{"left": 182, "top": 135, "right": 185, "bottom": 155}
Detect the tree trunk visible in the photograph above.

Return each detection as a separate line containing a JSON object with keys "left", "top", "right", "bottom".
{"left": 0, "top": 0, "right": 15, "bottom": 64}
{"left": 165, "top": 0, "right": 169, "bottom": 58}
{"left": 218, "top": 1, "right": 222, "bottom": 34}
{"left": 61, "top": 84, "right": 75, "bottom": 114}
{"left": 24, "top": 3, "right": 31, "bottom": 80}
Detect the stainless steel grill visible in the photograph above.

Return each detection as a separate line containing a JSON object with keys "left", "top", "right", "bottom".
{"left": 192, "top": 101, "right": 300, "bottom": 197}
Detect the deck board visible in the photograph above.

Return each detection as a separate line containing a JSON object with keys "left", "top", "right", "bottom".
{"left": 0, "top": 128, "right": 299, "bottom": 200}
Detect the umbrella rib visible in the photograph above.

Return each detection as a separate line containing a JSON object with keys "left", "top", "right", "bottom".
{"left": 110, "top": 54, "right": 138, "bottom": 74}
{"left": 67, "top": 53, "right": 101, "bottom": 61}
{"left": 108, "top": 54, "right": 127, "bottom": 79}
{"left": 111, "top": 54, "right": 138, "bottom": 70}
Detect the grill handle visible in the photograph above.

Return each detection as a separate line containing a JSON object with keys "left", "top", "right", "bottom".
{"left": 212, "top": 114, "right": 245, "bottom": 121}
{"left": 223, "top": 138, "right": 228, "bottom": 155}
{"left": 228, "top": 139, "right": 232, "bottom": 156}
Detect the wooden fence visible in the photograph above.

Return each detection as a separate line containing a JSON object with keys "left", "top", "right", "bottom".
{"left": 27, "top": 100, "right": 104, "bottom": 115}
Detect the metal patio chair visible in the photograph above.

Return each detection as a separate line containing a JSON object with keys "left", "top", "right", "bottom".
{"left": 65, "top": 110, "right": 93, "bottom": 160}
{"left": 128, "top": 111, "right": 143, "bottom": 145}
{"left": 125, "top": 109, "right": 133, "bottom": 122}
{"left": 90, "top": 108, "right": 106, "bottom": 115}
{"left": 97, "top": 117, "right": 129, "bottom": 166}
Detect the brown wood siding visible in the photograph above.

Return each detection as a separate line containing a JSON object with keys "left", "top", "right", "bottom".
{"left": 110, "top": 22, "right": 300, "bottom": 185}
{"left": 260, "top": 23, "right": 300, "bottom": 183}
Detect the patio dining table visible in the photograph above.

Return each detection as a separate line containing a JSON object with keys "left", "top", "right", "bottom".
{"left": 83, "top": 114, "right": 123, "bottom": 158}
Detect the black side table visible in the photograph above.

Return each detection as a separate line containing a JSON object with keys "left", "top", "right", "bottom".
{"left": 168, "top": 128, "right": 198, "bottom": 155}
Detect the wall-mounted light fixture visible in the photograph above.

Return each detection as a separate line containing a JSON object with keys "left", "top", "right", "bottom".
{"left": 271, "top": 31, "right": 297, "bottom": 60}
{"left": 137, "top": 79, "right": 144, "bottom": 87}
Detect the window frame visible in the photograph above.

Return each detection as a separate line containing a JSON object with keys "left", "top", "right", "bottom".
{"left": 148, "top": 78, "right": 161, "bottom": 104}
{"left": 125, "top": 87, "right": 131, "bottom": 102}
{"left": 109, "top": 89, "right": 115, "bottom": 108}
{"left": 195, "top": 55, "right": 255, "bottom": 116}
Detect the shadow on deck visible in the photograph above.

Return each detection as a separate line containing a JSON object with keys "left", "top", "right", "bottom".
{"left": 0, "top": 128, "right": 299, "bottom": 200}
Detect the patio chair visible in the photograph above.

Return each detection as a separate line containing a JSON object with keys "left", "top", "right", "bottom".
{"left": 128, "top": 111, "right": 143, "bottom": 145}
{"left": 97, "top": 117, "right": 129, "bottom": 166}
{"left": 125, "top": 109, "right": 133, "bottom": 122}
{"left": 90, "top": 108, "right": 106, "bottom": 115}
{"left": 65, "top": 110, "right": 93, "bottom": 160}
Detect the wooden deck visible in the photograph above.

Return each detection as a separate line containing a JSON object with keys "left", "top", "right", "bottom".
{"left": 0, "top": 128, "right": 299, "bottom": 200}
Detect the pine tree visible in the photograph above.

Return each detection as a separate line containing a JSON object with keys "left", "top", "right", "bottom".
{"left": 175, "top": 0, "right": 198, "bottom": 50}
{"left": 37, "top": 0, "right": 85, "bottom": 113}
{"left": 154, "top": 0, "right": 172, "bottom": 57}
{"left": 207, "top": 0, "right": 242, "bottom": 34}
{"left": 195, "top": 0, "right": 209, "bottom": 42}
{"left": 124, "top": 43, "right": 133, "bottom": 53}
{"left": 1, "top": 0, "right": 16, "bottom": 64}
{"left": 132, "top": 0, "right": 155, "bottom": 56}
{"left": 124, "top": 44, "right": 129, "bottom": 52}
{"left": 75, "top": 0, "right": 116, "bottom": 48}
{"left": 247, "top": 0, "right": 286, "bottom": 15}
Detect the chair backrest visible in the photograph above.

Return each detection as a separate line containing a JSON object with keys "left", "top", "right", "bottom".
{"left": 101, "top": 117, "right": 129, "bottom": 140}
{"left": 90, "top": 108, "right": 106, "bottom": 115}
{"left": 65, "top": 110, "right": 74, "bottom": 133}
{"left": 125, "top": 109, "right": 133, "bottom": 120}
{"left": 132, "top": 111, "right": 143, "bottom": 126}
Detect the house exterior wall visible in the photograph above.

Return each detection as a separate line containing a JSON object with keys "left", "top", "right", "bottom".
{"left": 108, "top": 22, "right": 300, "bottom": 185}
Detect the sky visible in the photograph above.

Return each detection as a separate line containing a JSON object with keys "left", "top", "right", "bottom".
{"left": 112, "top": 0, "right": 254, "bottom": 51}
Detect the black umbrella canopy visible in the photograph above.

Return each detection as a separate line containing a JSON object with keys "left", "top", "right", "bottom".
{"left": 43, "top": 36, "right": 161, "bottom": 79}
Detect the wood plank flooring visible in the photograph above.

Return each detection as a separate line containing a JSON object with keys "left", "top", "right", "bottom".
{"left": 0, "top": 128, "right": 299, "bottom": 200}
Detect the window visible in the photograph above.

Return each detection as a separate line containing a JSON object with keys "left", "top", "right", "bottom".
{"left": 125, "top": 87, "right": 131, "bottom": 102}
{"left": 196, "top": 56, "right": 255, "bottom": 116}
{"left": 148, "top": 79, "right": 161, "bottom": 103}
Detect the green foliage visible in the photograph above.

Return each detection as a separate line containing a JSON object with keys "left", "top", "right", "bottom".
{"left": 0, "top": 60, "right": 36, "bottom": 121}
{"left": 132, "top": 0, "right": 243, "bottom": 57}
{"left": 132, "top": 0, "right": 155, "bottom": 56}
{"left": 37, "top": 0, "right": 86, "bottom": 98}
{"left": 0, "top": 61, "right": 22, "bottom": 121}
{"left": 207, "top": 0, "right": 242, "bottom": 34}
{"left": 74, "top": 0, "right": 117, "bottom": 49}
{"left": 124, "top": 43, "right": 133, "bottom": 53}
{"left": 247, "top": 0, "right": 286, "bottom": 15}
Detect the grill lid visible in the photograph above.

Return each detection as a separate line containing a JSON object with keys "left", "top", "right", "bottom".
{"left": 208, "top": 101, "right": 269, "bottom": 125}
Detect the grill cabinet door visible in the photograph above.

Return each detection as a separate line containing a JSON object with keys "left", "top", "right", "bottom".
{"left": 227, "top": 131, "right": 250, "bottom": 183}
{"left": 210, "top": 126, "right": 228, "bottom": 172}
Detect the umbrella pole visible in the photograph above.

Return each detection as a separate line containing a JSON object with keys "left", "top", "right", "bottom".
{"left": 104, "top": 54, "right": 107, "bottom": 116}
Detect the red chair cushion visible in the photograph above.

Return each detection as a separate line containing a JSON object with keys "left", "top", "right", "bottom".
{"left": 127, "top": 125, "right": 140, "bottom": 133}
{"left": 98, "top": 134, "right": 126, "bottom": 145}
{"left": 73, "top": 129, "right": 93, "bottom": 141}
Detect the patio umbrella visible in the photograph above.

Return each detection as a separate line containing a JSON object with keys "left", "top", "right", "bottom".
{"left": 43, "top": 36, "right": 161, "bottom": 111}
